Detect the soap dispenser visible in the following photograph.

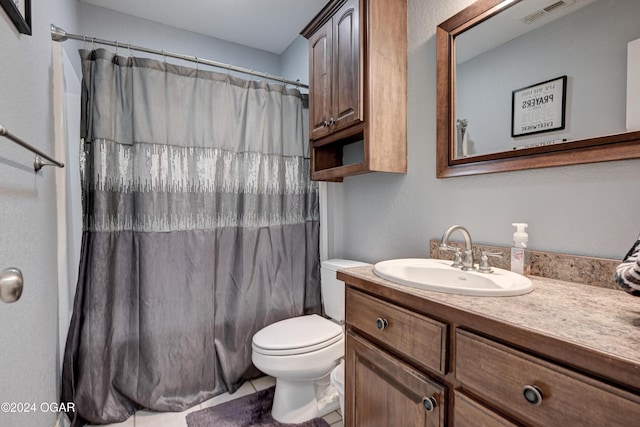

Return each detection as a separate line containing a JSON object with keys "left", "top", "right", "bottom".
{"left": 511, "top": 223, "right": 530, "bottom": 275}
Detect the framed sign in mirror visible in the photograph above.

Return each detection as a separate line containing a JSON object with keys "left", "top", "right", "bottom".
{"left": 512, "top": 75, "right": 566, "bottom": 138}
{"left": 0, "top": 0, "right": 31, "bottom": 35}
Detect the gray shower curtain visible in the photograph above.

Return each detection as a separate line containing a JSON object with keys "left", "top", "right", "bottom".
{"left": 62, "top": 49, "right": 321, "bottom": 426}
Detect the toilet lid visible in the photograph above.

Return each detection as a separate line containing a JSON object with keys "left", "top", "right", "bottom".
{"left": 252, "top": 314, "right": 342, "bottom": 355}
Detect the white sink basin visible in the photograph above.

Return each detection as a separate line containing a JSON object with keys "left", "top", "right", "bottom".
{"left": 373, "top": 258, "right": 533, "bottom": 296}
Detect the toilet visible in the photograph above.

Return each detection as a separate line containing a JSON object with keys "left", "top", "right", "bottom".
{"left": 251, "top": 259, "right": 369, "bottom": 423}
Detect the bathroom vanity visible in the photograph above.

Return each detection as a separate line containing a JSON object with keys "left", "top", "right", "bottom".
{"left": 340, "top": 266, "right": 640, "bottom": 426}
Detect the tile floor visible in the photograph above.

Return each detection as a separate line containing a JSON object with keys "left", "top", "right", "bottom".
{"left": 88, "top": 376, "right": 343, "bottom": 427}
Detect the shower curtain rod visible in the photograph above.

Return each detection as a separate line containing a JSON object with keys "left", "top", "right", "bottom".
{"left": 50, "top": 24, "right": 309, "bottom": 89}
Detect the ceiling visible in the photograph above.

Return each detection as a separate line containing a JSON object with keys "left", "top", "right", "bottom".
{"left": 456, "top": 0, "right": 597, "bottom": 63}
{"left": 81, "top": 0, "right": 328, "bottom": 55}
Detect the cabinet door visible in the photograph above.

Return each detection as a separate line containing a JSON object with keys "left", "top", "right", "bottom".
{"left": 308, "top": 19, "right": 333, "bottom": 140}
{"left": 331, "top": 0, "right": 362, "bottom": 133}
{"left": 345, "top": 331, "right": 445, "bottom": 427}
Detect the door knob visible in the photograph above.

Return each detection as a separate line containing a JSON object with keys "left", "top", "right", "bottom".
{"left": 0, "top": 268, "right": 23, "bottom": 303}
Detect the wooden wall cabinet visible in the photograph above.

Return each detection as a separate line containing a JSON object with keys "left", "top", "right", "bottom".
{"left": 343, "top": 285, "right": 640, "bottom": 426}
{"left": 306, "top": 0, "right": 361, "bottom": 142}
{"left": 302, "top": 0, "right": 407, "bottom": 181}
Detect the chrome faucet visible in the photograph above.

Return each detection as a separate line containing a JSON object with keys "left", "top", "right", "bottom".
{"left": 439, "top": 225, "right": 475, "bottom": 271}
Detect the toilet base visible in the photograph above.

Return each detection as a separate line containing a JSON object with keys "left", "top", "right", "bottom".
{"left": 271, "top": 374, "right": 340, "bottom": 423}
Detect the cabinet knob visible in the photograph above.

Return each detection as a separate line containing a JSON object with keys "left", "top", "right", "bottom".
{"left": 422, "top": 396, "right": 437, "bottom": 412}
{"left": 375, "top": 317, "right": 388, "bottom": 330}
{"left": 522, "top": 385, "right": 544, "bottom": 406}
{"left": 323, "top": 120, "right": 329, "bottom": 127}
{"left": 329, "top": 117, "right": 335, "bottom": 125}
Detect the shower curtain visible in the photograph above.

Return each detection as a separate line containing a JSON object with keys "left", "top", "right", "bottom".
{"left": 62, "top": 49, "right": 320, "bottom": 426}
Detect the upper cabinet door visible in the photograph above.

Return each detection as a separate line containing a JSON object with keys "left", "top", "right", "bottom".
{"left": 308, "top": 20, "right": 333, "bottom": 141}
{"left": 331, "top": 0, "right": 362, "bottom": 133}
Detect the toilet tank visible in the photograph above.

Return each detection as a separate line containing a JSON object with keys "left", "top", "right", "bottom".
{"left": 321, "top": 259, "right": 371, "bottom": 322}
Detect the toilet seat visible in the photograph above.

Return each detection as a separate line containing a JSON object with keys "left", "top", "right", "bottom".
{"left": 252, "top": 314, "right": 342, "bottom": 356}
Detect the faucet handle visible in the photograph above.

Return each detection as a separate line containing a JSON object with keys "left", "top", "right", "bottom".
{"left": 439, "top": 244, "right": 465, "bottom": 268}
{"left": 451, "top": 248, "right": 464, "bottom": 268}
{"left": 478, "top": 251, "right": 503, "bottom": 273}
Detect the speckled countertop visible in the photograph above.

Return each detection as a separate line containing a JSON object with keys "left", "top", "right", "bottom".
{"left": 340, "top": 266, "right": 640, "bottom": 372}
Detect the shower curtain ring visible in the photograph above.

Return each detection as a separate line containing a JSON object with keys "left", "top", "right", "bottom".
{"left": 113, "top": 41, "right": 120, "bottom": 64}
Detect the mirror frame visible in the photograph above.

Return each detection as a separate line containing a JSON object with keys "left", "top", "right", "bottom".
{"left": 436, "top": 0, "right": 640, "bottom": 178}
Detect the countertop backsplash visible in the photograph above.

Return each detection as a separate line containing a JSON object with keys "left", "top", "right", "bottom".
{"left": 429, "top": 240, "right": 620, "bottom": 290}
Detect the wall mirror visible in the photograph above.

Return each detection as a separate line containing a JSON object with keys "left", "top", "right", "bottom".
{"left": 436, "top": 0, "right": 640, "bottom": 177}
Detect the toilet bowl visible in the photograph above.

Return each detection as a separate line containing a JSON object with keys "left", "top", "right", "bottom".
{"left": 330, "top": 359, "right": 345, "bottom": 416}
{"left": 251, "top": 259, "right": 370, "bottom": 424}
{"left": 252, "top": 314, "right": 344, "bottom": 422}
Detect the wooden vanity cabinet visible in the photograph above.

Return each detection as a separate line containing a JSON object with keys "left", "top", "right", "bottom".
{"left": 343, "top": 285, "right": 640, "bottom": 427}
{"left": 302, "top": 0, "right": 407, "bottom": 181}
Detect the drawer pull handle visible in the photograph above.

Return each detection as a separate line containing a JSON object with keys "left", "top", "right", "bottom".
{"left": 422, "top": 396, "right": 437, "bottom": 412}
{"left": 375, "top": 317, "right": 388, "bottom": 330}
{"left": 523, "top": 385, "right": 544, "bottom": 406}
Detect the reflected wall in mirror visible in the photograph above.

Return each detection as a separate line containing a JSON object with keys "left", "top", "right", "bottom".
{"left": 436, "top": 0, "right": 640, "bottom": 178}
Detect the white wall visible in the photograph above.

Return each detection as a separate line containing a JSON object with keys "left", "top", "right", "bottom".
{"left": 329, "top": 0, "right": 640, "bottom": 264}
{"left": 280, "top": 35, "right": 311, "bottom": 91}
{"left": 70, "top": 2, "right": 282, "bottom": 80}
{"left": 0, "top": 1, "right": 59, "bottom": 425}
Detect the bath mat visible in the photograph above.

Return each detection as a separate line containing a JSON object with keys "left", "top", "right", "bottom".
{"left": 186, "top": 386, "right": 331, "bottom": 427}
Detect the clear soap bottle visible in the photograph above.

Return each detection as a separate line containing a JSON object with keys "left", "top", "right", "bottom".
{"left": 511, "top": 223, "right": 530, "bottom": 275}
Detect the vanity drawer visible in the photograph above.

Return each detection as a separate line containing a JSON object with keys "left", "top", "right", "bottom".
{"left": 346, "top": 288, "right": 447, "bottom": 374}
{"left": 455, "top": 329, "right": 640, "bottom": 427}
{"left": 454, "top": 392, "right": 516, "bottom": 427}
